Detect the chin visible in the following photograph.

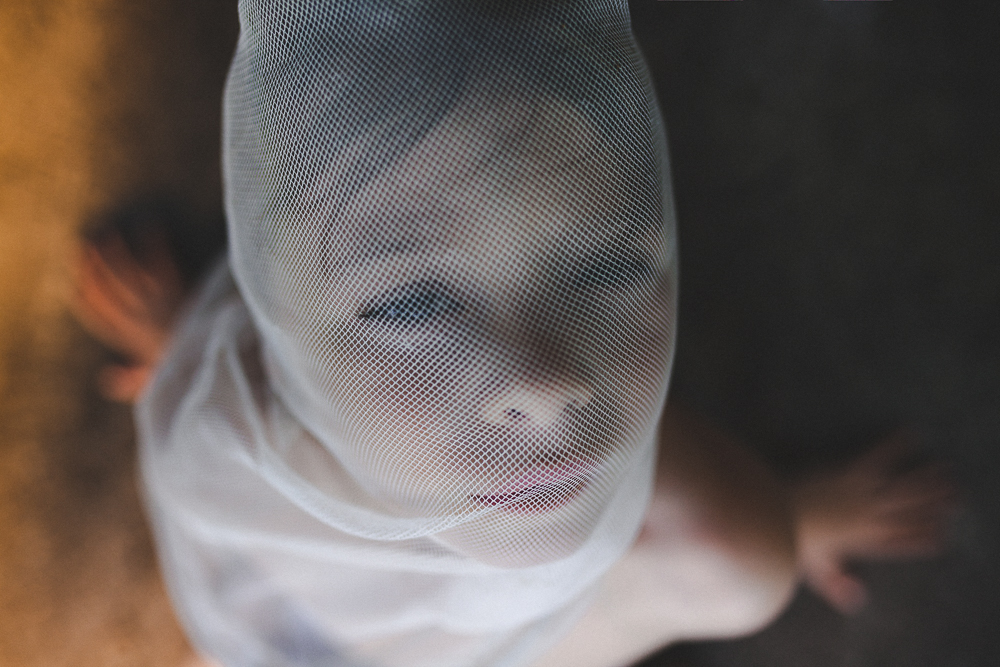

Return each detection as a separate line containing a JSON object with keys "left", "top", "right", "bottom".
{"left": 432, "top": 494, "right": 602, "bottom": 568}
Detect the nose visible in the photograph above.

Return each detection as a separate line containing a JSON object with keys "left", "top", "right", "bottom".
{"left": 480, "top": 375, "right": 594, "bottom": 428}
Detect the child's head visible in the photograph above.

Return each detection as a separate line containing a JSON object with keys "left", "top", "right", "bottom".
{"left": 225, "top": 0, "right": 675, "bottom": 566}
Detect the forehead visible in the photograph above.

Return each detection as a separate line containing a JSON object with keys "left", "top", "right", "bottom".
{"left": 324, "top": 86, "right": 662, "bottom": 267}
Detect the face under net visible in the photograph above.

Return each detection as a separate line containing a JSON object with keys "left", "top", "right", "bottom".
{"left": 139, "top": 2, "right": 676, "bottom": 664}
{"left": 223, "top": 0, "right": 676, "bottom": 568}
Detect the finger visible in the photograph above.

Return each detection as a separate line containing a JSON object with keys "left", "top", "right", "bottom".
{"left": 94, "top": 231, "right": 185, "bottom": 325}
{"left": 860, "top": 532, "right": 945, "bottom": 560}
{"left": 875, "top": 493, "right": 958, "bottom": 526}
{"left": 75, "top": 244, "right": 149, "bottom": 318}
{"left": 851, "top": 518, "right": 949, "bottom": 559}
{"left": 130, "top": 240, "right": 184, "bottom": 308}
{"left": 98, "top": 364, "right": 154, "bottom": 403}
{"left": 74, "top": 269, "right": 168, "bottom": 364}
{"left": 808, "top": 563, "right": 868, "bottom": 615}
{"left": 84, "top": 237, "right": 156, "bottom": 314}
{"left": 873, "top": 468, "right": 958, "bottom": 517}
{"left": 73, "top": 279, "right": 151, "bottom": 356}
{"left": 73, "top": 243, "right": 173, "bottom": 363}
{"left": 85, "top": 233, "right": 181, "bottom": 316}
{"left": 874, "top": 485, "right": 957, "bottom": 518}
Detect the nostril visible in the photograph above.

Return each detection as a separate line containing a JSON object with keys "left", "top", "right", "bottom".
{"left": 480, "top": 377, "right": 595, "bottom": 427}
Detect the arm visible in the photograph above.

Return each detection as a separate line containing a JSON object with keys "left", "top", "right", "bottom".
{"left": 612, "top": 402, "right": 799, "bottom": 647}
{"left": 533, "top": 403, "right": 952, "bottom": 667}
{"left": 531, "top": 403, "right": 797, "bottom": 667}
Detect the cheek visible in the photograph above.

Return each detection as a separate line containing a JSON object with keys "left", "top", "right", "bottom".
{"left": 319, "top": 327, "right": 503, "bottom": 503}
{"left": 310, "top": 277, "right": 675, "bottom": 512}
{"left": 574, "top": 282, "right": 675, "bottom": 436}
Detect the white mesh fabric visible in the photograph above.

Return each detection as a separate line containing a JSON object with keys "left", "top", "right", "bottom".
{"left": 138, "top": 1, "right": 677, "bottom": 665}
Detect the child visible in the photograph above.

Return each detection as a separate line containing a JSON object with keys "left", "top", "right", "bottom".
{"left": 74, "top": 2, "right": 952, "bottom": 666}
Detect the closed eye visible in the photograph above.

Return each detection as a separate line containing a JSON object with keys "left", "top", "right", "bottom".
{"left": 359, "top": 281, "right": 464, "bottom": 326}
{"left": 573, "top": 257, "right": 655, "bottom": 290}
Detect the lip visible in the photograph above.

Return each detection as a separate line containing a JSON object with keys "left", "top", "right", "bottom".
{"left": 471, "top": 460, "right": 599, "bottom": 513}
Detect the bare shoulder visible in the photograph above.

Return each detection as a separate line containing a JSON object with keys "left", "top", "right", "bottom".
{"left": 534, "top": 409, "right": 955, "bottom": 667}
{"left": 530, "top": 405, "right": 798, "bottom": 667}
{"left": 630, "top": 404, "right": 798, "bottom": 640}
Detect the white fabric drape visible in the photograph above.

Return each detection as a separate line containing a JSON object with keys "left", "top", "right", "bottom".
{"left": 138, "top": 2, "right": 676, "bottom": 665}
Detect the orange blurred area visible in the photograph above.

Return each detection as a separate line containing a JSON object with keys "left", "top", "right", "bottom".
{"left": 0, "top": 1, "right": 235, "bottom": 664}
{"left": 2, "top": 2, "right": 996, "bottom": 666}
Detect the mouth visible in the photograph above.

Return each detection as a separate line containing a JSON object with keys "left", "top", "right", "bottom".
{"left": 471, "top": 460, "right": 598, "bottom": 513}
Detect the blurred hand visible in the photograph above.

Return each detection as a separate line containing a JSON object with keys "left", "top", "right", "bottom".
{"left": 791, "top": 429, "right": 957, "bottom": 614}
{"left": 72, "top": 229, "right": 184, "bottom": 402}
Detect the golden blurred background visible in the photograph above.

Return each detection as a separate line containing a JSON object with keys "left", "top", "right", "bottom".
{"left": 0, "top": 2, "right": 235, "bottom": 664}
{"left": 2, "top": 1, "right": 998, "bottom": 666}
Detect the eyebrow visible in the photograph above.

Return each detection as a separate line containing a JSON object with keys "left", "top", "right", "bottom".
{"left": 328, "top": 236, "right": 429, "bottom": 273}
{"left": 328, "top": 223, "right": 664, "bottom": 281}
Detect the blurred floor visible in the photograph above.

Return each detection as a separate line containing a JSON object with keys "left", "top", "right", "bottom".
{"left": 0, "top": 1, "right": 235, "bottom": 665}
{"left": 1, "top": 1, "right": 997, "bottom": 666}
{"left": 633, "top": 1, "right": 1000, "bottom": 665}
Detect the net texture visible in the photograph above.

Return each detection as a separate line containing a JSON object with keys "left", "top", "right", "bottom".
{"left": 138, "top": 1, "right": 677, "bottom": 665}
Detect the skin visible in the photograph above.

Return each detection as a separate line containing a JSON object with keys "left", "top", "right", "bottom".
{"left": 73, "top": 238, "right": 954, "bottom": 664}
{"left": 73, "top": 89, "right": 954, "bottom": 665}
{"left": 247, "top": 85, "right": 675, "bottom": 566}
{"left": 531, "top": 411, "right": 953, "bottom": 667}
{"left": 72, "top": 229, "right": 184, "bottom": 402}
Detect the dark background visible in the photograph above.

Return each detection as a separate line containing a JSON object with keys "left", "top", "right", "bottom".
{"left": 633, "top": 1, "right": 1000, "bottom": 665}
{"left": 0, "top": 1, "right": 996, "bottom": 665}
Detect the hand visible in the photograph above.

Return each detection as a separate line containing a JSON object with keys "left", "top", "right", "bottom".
{"left": 791, "top": 430, "right": 956, "bottom": 614}
{"left": 71, "top": 229, "right": 184, "bottom": 402}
